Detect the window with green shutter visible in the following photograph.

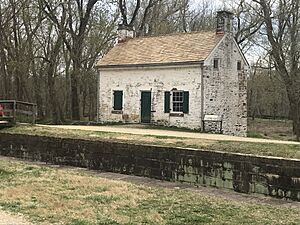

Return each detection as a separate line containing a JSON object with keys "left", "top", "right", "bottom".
{"left": 183, "top": 91, "right": 189, "bottom": 113}
{"left": 113, "top": 91, "right": 123, "bottom": 110}
{"left": 164, "top": 91, "right": 170, "bottom": 113}
{"left": 168, "top": 90, "right": 189, "bottom": 114}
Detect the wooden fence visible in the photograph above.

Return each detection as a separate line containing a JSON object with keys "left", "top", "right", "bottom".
{"left": 0, "top": 100, "right": 37, "bottom": 125}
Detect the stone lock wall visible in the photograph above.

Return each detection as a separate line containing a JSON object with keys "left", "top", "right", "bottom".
{"left": 0, "top": 133, "right": 300, "bottom": 201}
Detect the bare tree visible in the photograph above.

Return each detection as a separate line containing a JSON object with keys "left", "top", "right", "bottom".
{"left": 119, "top": 0, "right": 141, "bottom": 26}
{"left": 42, "top": 0, "right": 101, "bottom": 120}
{"left": 118, "top": 0, "right": 193, "bottom": 36}
{"left": 252, "top": 0, "right": 300, "bottom": 140}
{"left": 234, "top": 0, "right": 263, "bottom": 47}
{"left": 0, "top": 0, "right": 117, "bottom": 123}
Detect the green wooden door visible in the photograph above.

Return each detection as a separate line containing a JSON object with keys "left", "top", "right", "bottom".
{"left": 141, "top": 91, "right": 151, "bottom": 123}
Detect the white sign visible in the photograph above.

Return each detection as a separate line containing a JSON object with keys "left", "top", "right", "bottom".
{"left": 204, "top": 114, "right": 222, "bottom": 121}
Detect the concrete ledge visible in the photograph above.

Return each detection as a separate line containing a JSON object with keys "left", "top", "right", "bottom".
{"left": 0, "top": 133, "right": 299, "bottom": 201}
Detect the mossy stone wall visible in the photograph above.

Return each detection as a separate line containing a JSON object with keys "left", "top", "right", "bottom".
{"left": 0, "top": 133, "right": 299, "bottom": 201}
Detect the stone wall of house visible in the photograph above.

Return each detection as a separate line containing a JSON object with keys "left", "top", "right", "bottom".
{"left": 98, "top": 35, "right": 248, "bottom": 136}
{"left": 203, "top": 35, "right": 248, "bottom": 136}
{"left": 98, "top": 65, "right": 203, "bottom": 129}
{"left": 1, "top": 133, "right": 300, "bottom": 201}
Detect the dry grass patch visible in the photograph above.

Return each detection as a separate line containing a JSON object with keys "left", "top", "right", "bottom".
{"left": 0, "top": 159, "right": 299, "bottom": 225}
{"left": 0, "top": 161, "right": 152, "bottom": 224}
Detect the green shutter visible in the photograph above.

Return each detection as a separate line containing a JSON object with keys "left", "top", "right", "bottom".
{"left": 183, "top": 91, "right": 189, "bottom": 114}
{"left": 113, "top": 91, "right": 123, "bottom": 110}
{"left": 164, "top": 91, "right": 170, "bottom": 113}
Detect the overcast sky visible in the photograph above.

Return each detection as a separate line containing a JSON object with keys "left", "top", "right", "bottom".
{"left": 190, "top": 0, "right": 226, "bottom": 9}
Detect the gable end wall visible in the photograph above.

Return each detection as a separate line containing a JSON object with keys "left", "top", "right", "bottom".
{"left": 203, "top": 35, "right": 247, "bottom": 136}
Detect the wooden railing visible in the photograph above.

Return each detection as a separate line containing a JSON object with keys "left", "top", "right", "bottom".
{"left": 0, "top": 100, "right": 37, "bottom": 125}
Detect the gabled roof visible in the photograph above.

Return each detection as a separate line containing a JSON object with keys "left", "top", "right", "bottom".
{"left": 97, "top": 31, "right": 224, "bottom": 68}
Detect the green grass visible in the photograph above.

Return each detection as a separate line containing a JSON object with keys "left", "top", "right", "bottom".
{"left": 142, "top": 124, "right": 202, "bottom": 132}
{"left": 0, "top": 201, "right": 22, "bottom": 212}
{"left": 67, "top": 219, "right": 92, "bottom": 225}
{"left": 0, "top": 168, "right": 14, "bottom": 179}
{"left": 144, "top": 134, "right": 185, "bottom": 140}
{"left": 247, "top": 131, "right": 266, "bottom": 139}
{"left": 85, "top": 194, "right": 123, "bottom": 204}
{"left": 248, "top": 118, "right": 295, "bottom": 141}
{"left": 209, "top": 141, "right": 300, "bottom": 159}
{"left": 1, "top": 124, "right": 300, "bottom": 159}
{"left": 0, "top": 159, "right": 299, "bottom": 225}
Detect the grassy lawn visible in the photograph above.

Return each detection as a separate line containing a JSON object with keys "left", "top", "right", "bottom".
{"left": 248, "top": 118, "right": 295, "bottom": 141}
{"left": 1, "top": 124, "right": 300, "bottom": 159}
{"left": 56, "top": 118, "right": 296, "bottom": 141}
{"left": 37, "top": 117, "right": 296, "bottom": 139}
{"left": 0, "top": 158, "right": 299, "bottom": 225}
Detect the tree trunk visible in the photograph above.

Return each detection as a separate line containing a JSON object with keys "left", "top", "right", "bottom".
{"left": 71, "top": 62, "right": 81, "bottom": 121}
{"left": 286, "top": 86, "right": 300, "bottom": 141}
{"left": 70, "top": 38, "right": 84, "bottom": 121}
{"left": 290, "top": 102, "right": 300, "bottom": 141}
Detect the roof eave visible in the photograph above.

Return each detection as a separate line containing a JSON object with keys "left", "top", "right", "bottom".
{"left": 96, "top": 60, "right": 204, "bottom": 70}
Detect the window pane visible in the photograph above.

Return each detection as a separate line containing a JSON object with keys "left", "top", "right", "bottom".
{"left": 214, "top": 59, "right": 219, "bottom": 70}
{"left": 172, "top": 91, "right": 184, "bottom": 112}
{"left": 237, "top": 61, "right": 242, "bottom": 71}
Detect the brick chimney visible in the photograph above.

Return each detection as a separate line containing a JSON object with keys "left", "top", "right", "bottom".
{"left": 117, "top": 24, "right": 135, "bottom": 43}
{"left": 216, "top": 11, "right": 234, "bottom": 35}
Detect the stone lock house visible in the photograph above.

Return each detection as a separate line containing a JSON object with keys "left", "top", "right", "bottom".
{"left": 96, "top": 11, "right": 248, "bottom": 136}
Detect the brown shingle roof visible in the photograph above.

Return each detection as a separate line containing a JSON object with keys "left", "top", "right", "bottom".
{"left": 97, "top": 31, "right": 224, "bottom": 68}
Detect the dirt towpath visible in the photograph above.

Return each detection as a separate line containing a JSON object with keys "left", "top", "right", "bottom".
{"left": 40, "top": 125, "right": 300, "bottom": 145}
{"left": 0, "top": 210, "right": 32, "bottom": 225}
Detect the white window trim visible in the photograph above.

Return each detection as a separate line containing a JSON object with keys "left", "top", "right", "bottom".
{"left": 171, "top": 90, "right": 184, "bottom": 113}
